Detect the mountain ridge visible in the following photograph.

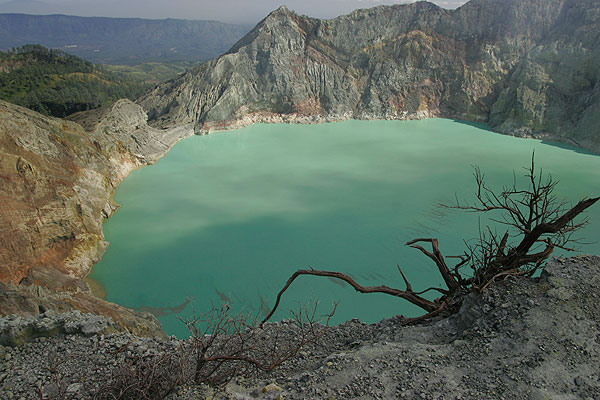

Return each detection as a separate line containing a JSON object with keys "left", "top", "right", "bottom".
{"left": 0, "top": 13, "right": 250, "bottom": 65}
{"left": 138, "top": 0, "right": 599, "bottom": 153}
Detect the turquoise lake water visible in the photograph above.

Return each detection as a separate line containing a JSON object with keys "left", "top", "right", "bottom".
{"left": 89, "top": 119, "right": 600, "bottom": 337}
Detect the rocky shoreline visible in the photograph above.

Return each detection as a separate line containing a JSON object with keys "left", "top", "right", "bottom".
{"left": 196, "top": 110, "right": 599, "bottom": 156}
{"left": 0, "top": 99, "right": 192, "bottom": 337}
{"left": 2, "top": 256, "right": 599, "bottom": 399}
{"left": 2, "top": 94, "right": 598, "bottom": 338}
{"left": 2, "top": 91, "right": 598, "bottom": 341}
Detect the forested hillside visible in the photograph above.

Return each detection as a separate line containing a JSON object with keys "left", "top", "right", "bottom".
{"left": 0, "top": 45, "right": 147, "bottom": 117}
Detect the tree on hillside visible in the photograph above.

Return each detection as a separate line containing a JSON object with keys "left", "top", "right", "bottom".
{"left": 0, "top": 45, "right": 148, "bottom": 117}
{"left": 262, "top": 155, "right": 599, "bottom": 324}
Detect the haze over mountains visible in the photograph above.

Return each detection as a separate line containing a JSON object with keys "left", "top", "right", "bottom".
{"left": 0, "top": 0, "right": 468, "bottom": 24}
{"left": 0, "top": 13, "right": 250, "bottom": 64}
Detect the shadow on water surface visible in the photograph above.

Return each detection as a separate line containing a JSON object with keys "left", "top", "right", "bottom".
{"left": 451, "top": 119, "right": 492, "bottom": 131}
{"left": 539, "top": 139, "right": 598, "bottom": 156}
{"left": 452, "top": 119, "right": 598, "bottom": 156}
{"left": 100, "top": 209, "right": 451, "bottom": 336}
{"left": 99, "top": 183, "right": 600, "bottom": 337}
{"left": 94, "top": 120, "right": 600, "bottom": 337}
{"left": 451, "top": 119, "right": 598, "bottom": 156}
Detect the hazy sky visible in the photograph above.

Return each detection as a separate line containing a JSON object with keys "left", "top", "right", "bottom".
{"left": 0, "top": 0, "right": 468, "bottom": 25}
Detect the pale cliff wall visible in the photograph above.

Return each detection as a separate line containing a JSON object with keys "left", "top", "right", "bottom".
{"left": 0, "top": 100, "right": 193, "bottom": 335}
{"left": 138, "top": 0, "right": 599, "bottom": 153}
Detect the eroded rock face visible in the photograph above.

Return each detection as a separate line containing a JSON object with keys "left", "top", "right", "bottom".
{"left": 67, "top": 99, "right": 194, "bottom": 165}
{"left": 489, "top": 0, "right": 600, "bottom": 151}
{"left": 139, "top": 0, "right": 599, "bottom": 153}
{"left": 0, "top": 99, "right": 193, "bottom": 284}
{"left": 0, "top": 101, "right": 124, "bottom": 283}
{"left": 0, "top": 100, "right": 192, "bottom": 336}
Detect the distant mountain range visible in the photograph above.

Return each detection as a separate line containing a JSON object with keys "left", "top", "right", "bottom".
{"left": 139, "top": 0, "right": 600, "bottom": 153}
{"left": 0, "top": 13, "right": 250, "bottom": 65}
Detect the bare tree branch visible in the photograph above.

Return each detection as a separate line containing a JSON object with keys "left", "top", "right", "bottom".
{"left": 262, "top": 154, "right": 597, "bottom": 329}
{"left": 261, "top": 269, "right": 439, "bottom": 326}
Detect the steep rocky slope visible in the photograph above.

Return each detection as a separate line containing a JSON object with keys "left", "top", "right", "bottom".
{"left": 139, "top": 0, "right": 599, "bottom": 153}
{"left": 0, "top": 99, "right": 191, "bottom": 283}
{"left": 0, "top": 100, "right": 127, "bottom": 283}
{"left": 0, "top": 100, "right": 192, "bottom": 334}
{"left": 489, "top": 0, "right": 600, "bottom": 151}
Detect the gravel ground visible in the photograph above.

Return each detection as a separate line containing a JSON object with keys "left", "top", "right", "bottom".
{"left": 1, "top": 256, "right": 599, "bottom": 399}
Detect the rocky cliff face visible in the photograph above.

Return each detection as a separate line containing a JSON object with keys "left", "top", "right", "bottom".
{"left": 0, "top": 99, "right": 192, "bottom": 284}
{"left": 0, "top": 100, "right": 125, "bottom": 284}
{"left": 0, "top": 99, "right": 192, "bottom": 335}
{"left": 139, "top": 0, "right": 599, "bottom": 153}
{"left": 489, "top": 0, "right": 600, "bottom": 151}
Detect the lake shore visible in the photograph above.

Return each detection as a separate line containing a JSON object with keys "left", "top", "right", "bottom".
{"left": 89, "top": 118, "right": 600, "bottom": 336}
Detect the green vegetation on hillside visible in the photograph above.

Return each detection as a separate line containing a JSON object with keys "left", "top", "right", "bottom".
{"left": 0, "top": 45, "right": 148, "bottom": 117}
{"left": 103, "top": 61, "right": 198, "bottom": 85}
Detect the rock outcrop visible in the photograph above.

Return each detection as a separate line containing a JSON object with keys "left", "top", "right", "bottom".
{"left": 0, "top": 266, "right": 166, "bottom": 338}
{"left": 139, "top": 0, "right": 599, "bottom": 153}
{"left": 0, "top": 311, "right": 118, "bottom": 347}
{"left": 0, "top": 99, "right": 192, "bottom": 335}
{"left": 0, "top": 99, "right": 192, "bottom": 284}
{"left": 0, "top": 100, "right": 126, "bottom": 283}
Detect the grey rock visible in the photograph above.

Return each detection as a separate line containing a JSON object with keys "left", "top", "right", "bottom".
{"left": 138, "top": 0, "right": 599, "bottom": 154}
{"left": 0, "top": 311, "right": 117, "bottom": 346}
{"left": 66, "top": 383, "right": 83, "bottom": 393}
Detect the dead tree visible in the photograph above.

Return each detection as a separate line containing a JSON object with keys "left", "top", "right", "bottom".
{"left": 181, "top": 301, "right": 336, "bottom": 386}
{"left": 262, "top": 154, "right": 599, "bottom": 324}
{"left": 95, "top": 347, "right": 190, "bottom": 400}
{"left": 94, "top": 302, "right": 336, "bottom": 397}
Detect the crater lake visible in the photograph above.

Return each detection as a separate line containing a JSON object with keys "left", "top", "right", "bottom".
{"left": 89, "top": 119, "right": 600, "bottom": 337}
